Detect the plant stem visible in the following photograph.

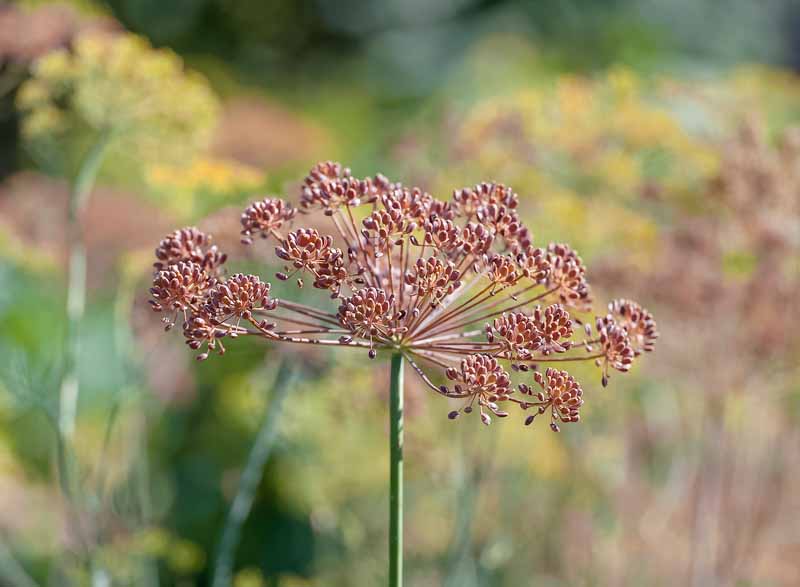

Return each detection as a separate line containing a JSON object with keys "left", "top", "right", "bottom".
{"left": 389, "top": 353, "right": 404, "bottom": 587}
{"left": 58, "top": 131, "right": 113, "bottom": 441}
{"left": 0, "top": 540, "right": 40, "bottom": 587}
{"left": 212, "top": 360, "right": 297, "bottom": 587}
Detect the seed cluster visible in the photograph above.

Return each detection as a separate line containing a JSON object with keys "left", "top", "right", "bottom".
{"left": 240, "top": 197, "right": 296, "bottom": 244}
{"left": 149, "top": 162, "right": 658, "bottom": 430}
{"left": 149, "top": 261, "right": 212, "bottom": 328}
{"left": 154, "top": 227, "right": 227, "bottom": 272}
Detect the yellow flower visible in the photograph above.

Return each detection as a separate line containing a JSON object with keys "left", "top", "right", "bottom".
{"left": 15, "top": 79, "right": 49, "bottom": 109}
{"left": 20, "top": 105, "right": 64, "bottom": 137}
{"left": 17, "top": 31, "right": 219, "bottom": 168}
{"left": 145, "top": 157, "right": 265, "bottom": 217}
{"left": 33, "top": 49, "right": 73, "bottom": 81}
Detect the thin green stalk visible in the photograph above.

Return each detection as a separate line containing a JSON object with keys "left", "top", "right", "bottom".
{"left": 134, "top": 409, "right": 160, "bottom": 587}
{"left": 0, "top": 540, "right": 40, "bottom": 587}
{"left": 58, "top": 131, "right": 113, "bottom": 441}
{"left": 389, "top": 354, "right": 404, "bottom": 587}
{"left": 212, "top": 360, "right": 298, "bottom": 587}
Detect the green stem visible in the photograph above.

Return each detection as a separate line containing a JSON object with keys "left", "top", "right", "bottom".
{"left": 0, "top": 541, "right": 39, "bottom": 587}
{"left": 212, "top": 361, "right": 297, "bottom": 587}
{"left": 389, "top": 354, "right": 404, "bottom": 587}
{"left": 58, "top": 131, "right": 112, "bottom": 441}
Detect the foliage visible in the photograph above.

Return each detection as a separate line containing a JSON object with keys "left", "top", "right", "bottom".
{"left": 16, "top": 31, "right": 219, "bottom": 177}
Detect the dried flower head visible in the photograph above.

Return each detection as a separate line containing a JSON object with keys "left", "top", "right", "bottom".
{"left": 385, "top": 186, "right": 435, "bottom": 224}
{"left": 404, "top": 257, "right": 462, "bottom": 306}
{"left": 595, "top": 316, "right": 635, "bottom": 386}
{"left": 154, "top": 227, "right": 226, "bottom": 272}
{"left": 445, "top": 354, "right": 513, "bottom": 424}
{"left": 240, "top": 197, "right": 297, "bottom": 244}
{"left": 530, "top": 304, "right": 574, "bottom": 355}
{"left": 452, "top": 182, "right": 518, "bottom": 219}
{"left": 486, "top": 312, "right": 542, "bottom": 360}
{"left": 338, "top": 288, "right": 404, "bottom": 356}
{"left": 544, "top": 243, "right": 592, "bottom": 309}
{"left": 421, "top": 216, "right": 462, "bottom": 253}
{"left": 206, "top": 274, "right": 276, "bottom": 320}
{"left": 485, "top": 254, "right": 520, "bottom": 289}
{"left": 182, "top": 313, "right": 224, "bottom": 361}
{"left": 149, "top": 162, "right": 658, "bottom": 431}
{"left": 275, "top": 228, "right": 345, "bottom": 290}
{"left": 477, "top": 202, "right": 522, "bottom": 248}
{"left": 149, "top": 261, "right": 211, "bottom": 328}
{"left": 518, "top": 247, "right": 550, "bottom": 282}
{"left": 509, "top": 225, "right": 535, "bottom": 257}
{"left": 607, "top": 298, "right": 659, "bottom": 355}
{"left": 459, "top": 222, "right": 494, "bottom": 256}
{"left": 521, "top": 368, "right": 584, "bottom": 432}
{"left": 300, "top": 161, "right": 379, "bottom": 213}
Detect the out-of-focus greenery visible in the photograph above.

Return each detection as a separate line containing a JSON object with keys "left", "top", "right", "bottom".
{"left": 16, "top": 30, "right": 219, "bottom": 179}
{"left": 1, "top": 1, "right": 799, "bottom": 586}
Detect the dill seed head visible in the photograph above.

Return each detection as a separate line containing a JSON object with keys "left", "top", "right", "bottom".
{"left": 240, "top": 197, "right": 297, "bottom": 244}
{"left": 149, "top": 261, "right": 211, "bottom": 318}
{"left": 596, "top": 316, "right": 635, "bottom": 385}
{"left": 421, "top": 216, "right": 461, "bottom": 253}
{"left": 459, "top": 222, "right": 494, "bottom": 256}
{"left": 362, "top": 206, "right": 415, "bottom": 253}
{"left": 182, "top": 312, "right": 224, "bottom": 360}
{"left": 337, "top": 287, "right": 401, "bottom": 342}
{"left": 544, "top": 242, "right": 591, "bottom": 309}
{"left": 488, "top": 312, "right": 543, "bottom": 360}
{"left": 206, "top": 274, "right": 276, "bottom": 319}
{"left": 486, "top": 254, "right": 520, "bottom": 288}
{"left": 518, "top": 247, "right": 549, "bottom": 282}
{"left": 149, "top": 161, "right": 658, "bottom": 431}
{"left": 607, "top": 298, "right": 659, "bottom": 355}
{"left": 300, "top": 162, "right": 379, "bottom": 212}
{"left": 509, "top": 225, "right": 535, "bottom": 257}
{"left": 275, "top": 228, "right": 346, "bottom": 290}
{"left": 476, "top": 202, "right": 522, "bottom": 248}
{"left": 530, "top": 304, "right": 574, "bottom": 355}
{"left": 404, "top": 257, "right": 462, "bottom": 305}
{"left": 452, "top": 182, "right": 518, "bottom": 219}
{"left": 384, "top": 186, "right": 435, "bottom": 224}
{"left": 446, "top": 354, "right": 513, "bottom": 422}
{"left": 529, "top": 368, "right": 584, "bottom": 431}
{"left": 154, "top": 227, "right": 227, "bottom": 272}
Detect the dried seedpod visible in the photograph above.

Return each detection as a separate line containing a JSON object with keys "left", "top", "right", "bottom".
{"left": 240, "top": 197, "right": 297, "bottom": 244}
{"left": 607, "top": 298, "right": 659, "bottom": 355}
{"left": 154, "top": 227, "right": 226, "bottom": 273}
{"left": 544, "top": 242, "right": 592, "bottom": 310}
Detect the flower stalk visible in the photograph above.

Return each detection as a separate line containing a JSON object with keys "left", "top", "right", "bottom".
{"left": 212, "top": 360, "right": 297, "bottom": 587}
{"left": 389, "top": 353, "right": 404, "bottom": 587}
{"left": 59, "top": 130, "right": 113, "bottom": 440}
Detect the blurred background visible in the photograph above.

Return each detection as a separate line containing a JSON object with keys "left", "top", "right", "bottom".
{"left": 1, "top": 0, "right": 799, "bottom": 586}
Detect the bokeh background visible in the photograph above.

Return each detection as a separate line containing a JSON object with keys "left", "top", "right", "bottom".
{"left": 1, "top": 1, "right": 799, "bottom": 586}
